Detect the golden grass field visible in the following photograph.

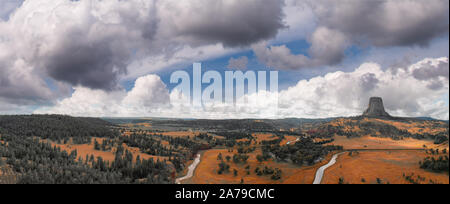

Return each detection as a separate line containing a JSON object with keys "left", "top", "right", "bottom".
{"left": 184, "top": 128, "right": 448, "bottom": 184}
{"left": 160, "top": 131, "right": 202, "bottom": 138}
{"left": 47, "top": 138, "right": 169, "bottom": 163}
{"left": 185, "top": 148, "right": 337, "bottom": 184}
{"left": 321, "top": 150, "right": 449, "bottom": 184}
{"left": 120, "top": 119, "right": 448, "bottom": 185}
{"left": 73, "top": 119, "right": 450, "bottom": 184}
{"left": 329, "top": 118, "right": 448, "bottom": 137}
{"left": 329, "top": 135, "right": 447, "bottom": 150}
{"left": 182, "top": 132, "right": 338, "bottom": 184}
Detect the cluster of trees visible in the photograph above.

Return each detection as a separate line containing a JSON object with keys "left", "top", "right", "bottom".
{"left": 433, "top": 134, "right": 448, "bottom": 144}
{"left": 315, "top": 139, "right": 335, "bottom": 145}
{"left": 153, "top": 119, "right": 276, "bottom": 132}
{"left": 256, "top": 153, "right": 272, "bottom": 163}
{"left": 237, "top": 145, "right": 256, "bottom": 154}
{"left": 94, "top": 139, "right": 114, "bottom": 151}
{"left": 166, "top": 136, "right": 201, "bottom": 152}
{"left": 419, "top": 156, "right": 449, "bottom": 173}
{"left": 120, "top": 133, "right": 174, "bottom": 157}
{"left": 402, "top": 173, "right": 429, "bottom": 184}
{"left": 0, "top": 115, "right": 118, "bottom": 143}
{"left": 232, "top": 154, "right": 249, "bottom": 164}
{"left": 262, "top": 138, "right": 343, "bottom": 166}
{"left": 426, "top": 148, "right": 446, "bottom": 155}
{"left": 254, "top": 166, "right": 282, "bottom": 180}
{"left": 214, "top": 132, "right": 253, "bottom": 140}
{"left": 195, "top": 133, "right": 214, "bottom": 142}
{"left": 217, "top": 161, "right": 230, "bottom": 175}
{"left": 307, "top": 124, "right": 340, "bottom": 138}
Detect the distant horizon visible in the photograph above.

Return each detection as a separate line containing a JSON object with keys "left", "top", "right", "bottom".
{"left": 1, "top": 114, "right": 448, "bottom": 122}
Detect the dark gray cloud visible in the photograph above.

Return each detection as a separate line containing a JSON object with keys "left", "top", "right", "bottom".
{"left": 412, "top": 60, "right": 449, "bottom": 81}
{"left": 0, "top": 0, "right": 161, "bottom": 92}
{"left": 44, "top": 32, "right": 129, "bottom": 91}
{"left": 359, "top": 73, "right": 379, "bottom": 92}
{"left": 309, "top": 0, "right": 449, "bottom": 47}
{"left": 173, "top": 0, "right": 286, "bottom": 47}
{"left": 0, "top": 0, "right": 286, "bottom": 94}
{"left": 427, "top": 80, "right": 444, "bottom": 90}
{"left": 254, "top": 0, "right": 449, "bottom": 70}
{"left": 0, "top": 59, "right": 54, "bottom": 105}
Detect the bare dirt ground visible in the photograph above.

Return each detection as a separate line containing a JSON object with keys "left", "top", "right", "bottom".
{"left": 321, "top": 150, "right": 449, "bottom": 184}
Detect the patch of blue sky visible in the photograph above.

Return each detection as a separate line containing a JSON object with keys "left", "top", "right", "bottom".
{"left": 124, "top": 39, "right": 370, "bottom": 93}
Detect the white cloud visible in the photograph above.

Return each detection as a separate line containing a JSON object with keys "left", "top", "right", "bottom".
{"left": 254, "top": 0, "right": 449, "bottom": 70}
{"left": 122, "top": 75, "right": 170, "bottom": 108}
{"left": 35, "top": 57, "right": 450, "bottom": 120}
{"left": 276, "top": 57, "right": 449, "bottom": 120}
{"left": 34, "top": 74, "right": 170, "bottom": 117}
{"left": 253, "top": 27, "right": 349, "bottom": 70}
{"left": 0, "top": 0, "right": 285, "bottom": 96}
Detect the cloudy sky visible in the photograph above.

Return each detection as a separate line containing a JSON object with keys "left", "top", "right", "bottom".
{"left": 0, "top": 0, "right": 449, "bottom": 120}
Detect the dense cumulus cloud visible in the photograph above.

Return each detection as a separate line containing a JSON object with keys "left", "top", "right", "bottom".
{"left": 309, "top": 0, "right": 449, "bottom": 47}
{"left": 162, "top": 0, "right": 286, "bottom": 47}
{"left": 0, "top": 0, "right": 285, "bottom": 95}
{"left": 0, "top": 0, "right": 23, "bottom": 20}
{"left": 277, "top": 57, "right": 449, "bottom": 120}
{"left": 35, "top": 57, "right": 450, "bottom": 120}
{"left": 1, "top": 0, "right": 449, "bottom": 119}
{"left": 252, "top": 27, "right": 349, "bottom": 69}
{"left": 35, "top": 74, "right": 170, "bottom": 116}
{"left": 253, "top": 0, "right": 449, "bottom": 70}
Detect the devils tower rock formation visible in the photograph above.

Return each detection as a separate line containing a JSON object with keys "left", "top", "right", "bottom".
{"left": 363, "top": 97, "right": 391, "bottom": 117}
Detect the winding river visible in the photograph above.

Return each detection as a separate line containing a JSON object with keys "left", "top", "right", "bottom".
{"left": 175, "top": 149, "right": 344, "bottom": 184}
{"left": 313, "top": 152, "right": 346, "bottom": 184}
{"left": 286, "top": 137, "right": 300, "bottom": 145}
{"left": 175, "top": 153, "right": 201, "bottom": 184}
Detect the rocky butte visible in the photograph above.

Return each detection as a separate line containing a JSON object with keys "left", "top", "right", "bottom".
{"left": 363, "top": 97, "right": 391, "bottom": 118}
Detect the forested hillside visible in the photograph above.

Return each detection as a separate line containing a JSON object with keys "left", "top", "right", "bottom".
{"left": 0, "top": 115, "right": 173, "bottom": 184}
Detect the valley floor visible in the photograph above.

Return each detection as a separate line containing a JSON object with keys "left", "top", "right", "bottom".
{"left": 322, "top": 150, "right": 449, "bottom": 184}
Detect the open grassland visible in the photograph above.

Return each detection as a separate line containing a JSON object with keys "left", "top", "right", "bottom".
{"left": 321, "top": 150, "right": 449, "bottom": 184}
{"left": 160, "top": 131, "right": 202, "bottom": 138}
{"left": 185, "top": 147, "right": 339, "bottom": 184}
{"left": 373, "top": 119, "right": 448, "bottom": 135}
{"left": 330, "top": 135, "right": 446, "bottom": 150}
{"left": 329, "top": 117, "right": 448, "bottom": 137}
{"left": 252, "top": 133, "right": 277, "bottom": 143}
{"left": 47, "top": 138, "right": 169, "bottom": 163}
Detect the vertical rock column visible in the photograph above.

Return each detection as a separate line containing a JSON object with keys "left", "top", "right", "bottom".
{"left": 363, "top": 97, "right": 391, "bottom": 117}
